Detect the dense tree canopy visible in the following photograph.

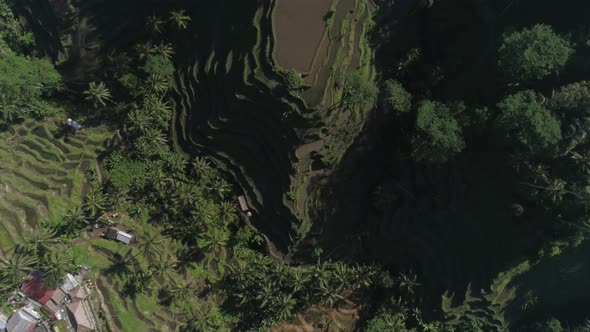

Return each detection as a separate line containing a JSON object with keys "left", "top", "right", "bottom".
{"left": 498, "top": 24, "right": 573, "bottom": 81}
{"left": 496, "top": 90, "right": 562, "bottom": 153}
{"left": 342, "top": 70, "right": 379, "bottom": 110}
{"left": 0, "top": 48, "right": 61, "bottom": 121}
{"left": 412, "top": 100, "right": 465, "bottom": 163}
{"left": 550, "top": 81, "right": 590, "bottom": 115}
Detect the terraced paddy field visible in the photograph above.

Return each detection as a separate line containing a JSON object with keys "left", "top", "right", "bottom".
{"left": 71, "top": 237, "right": 178, "bottom": 332}
{"left": 273, "top": 0, "right": 374, "bottom": 110}
{"left": 169, "top": 0, "right": 377, "bottom": 255}
{"left": 0, "top": 119, "right": 111, "bottom": 258}
{"left": 272, "top": 0, "right": 334, "bottom": 73}
{"left": 17, "top": 0, "right": 378, "bottom": 256}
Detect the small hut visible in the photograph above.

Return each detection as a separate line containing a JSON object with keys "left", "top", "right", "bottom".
{"left": 237, "top": 195, "right": 252, "bottom": 217}
{"left": 105, "top": 227, "right": 134, "bottom": 245}
{"left": 66, "top": 118, "right": 83, "bottom": 131}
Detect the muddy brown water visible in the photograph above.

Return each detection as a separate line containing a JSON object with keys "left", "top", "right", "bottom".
{"left": 273, "top": 0, "right": 334, "bottom": 72}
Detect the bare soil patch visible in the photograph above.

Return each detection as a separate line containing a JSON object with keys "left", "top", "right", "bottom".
{"left": 273, "top": 0, "right": 334, "bottom": 72}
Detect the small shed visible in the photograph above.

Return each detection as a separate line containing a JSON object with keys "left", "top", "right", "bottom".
{"left": 237, "top": 195, "right": 252, "bottom": 217}
{"left": 62, "top": 273, "right": 79, "bottom": 292}
{"left": 238, "top": 195, "right": 249, "bottom": 212}
{"left": 105, "top": 228, "right": 118, "bottom": 241}
{"left": 116, "top": 231, "right": 133, "bottom": 245}
{"left": 66, "top": 118, "right": 82, "bottom": 130}
{"left": 105, "top": 227, "right": 134, "bottom": 245}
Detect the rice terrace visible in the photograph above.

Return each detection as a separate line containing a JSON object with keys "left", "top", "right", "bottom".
{"left": 1, "top": 0, "right": 590, "bottom": 331}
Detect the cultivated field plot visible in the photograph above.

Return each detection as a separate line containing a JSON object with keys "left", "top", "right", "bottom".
{"left": 272, "top": 0, "right": 333, "bottom": 73}
{"left": 273, "top": 0, "right": 374, "bottom": 109}
{"left": 71, "top": 238, "right": 178, "bottom": 332}
{"left": 0, "top": 119, "right": 109, "bottom": 258}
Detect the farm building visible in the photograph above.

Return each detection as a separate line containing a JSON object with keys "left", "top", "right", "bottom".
{"left": 5, "top": 305, "right": 47, "bottom": 332}
{"left": 66, "top": 295, "right": 96, "bottom": 332}
{"left": 62, "top": 273, "right": 80, "bottom": 292}
{"left": 43, "top": 287, "right": 67, "bottom": 319}
{"left": 20, "top": 272, "right": 55, "bottom": 305}
{"left": 105, "top": 227, "right": 134, "bottom": 245}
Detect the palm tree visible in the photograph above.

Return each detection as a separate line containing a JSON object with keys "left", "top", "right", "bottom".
{"left": 169, "top": 10, "right": 191, "bottom": 30}
{"left": 137, "top": 228, "right": 164, "bottom": 262}
{"left": 218, "top": 201, "right": 237, "bottom": 225}
{"left": 166, "top": 153, "right": 188, "bottom": 177}
{"left": 191, "top": 156, "right": 213, "bottom": 179}
{"left": 174, "top": 244, "right": 198, "bottom": 274}
{"left": 207, "top": 176, "right": 231, "bottom": 200}
{"left": 177, "top": 300, "right": 219, "bottom": 332}
{"left": 0, "top": 98, "right": 19, "bottom": 122}
{"left": 83, "top": 82, "right": 112, "bottom": 108}
{"left": 197, "top": 227, "right": 229, "bottom": 253}
{"left": 177, "top": 182, "right": 202, "bottom": 208}
{"left": 145, "top": 15, "right": 165, "bottom": 35}
{"left": 0, "top": 251, "right": 36, "bottom": 287}
{"left": 274, "top": 293, "right": 296, "bottom": 321}
{"left": 152, "top": 41, "right": 175, "bottom": 60}
{"left": 397, "top": 270, "right": 420, "bottom": 296}
{"left": 109, "top": 189, "right": 129, "bottom": 211}
{"left": 65, "top": 205, "right": 90, "bottom": 231}
{"left": 22, "top": 227, "right": 57, "bottom": 257}
{"left": 290, "top": 268, "right": 309, "bottom": 294}
{"left": 83, "top": 188, "right": 107, "bottom": 217}
{"left": 105, "top": 248, "right": 135, "bottom": 276}
{"left": 147, "top": 73, "right": 171, "bottom": 94}
{"left": 571, "top": 151, "right": 590, "bottom": 174}
{"left": 170, "top": 279, "right": 196, "bottom": 304}
{"left": 151, "top": 247, "right": 178, "bottom": 281}
{"left": 124, "top": 271, "right": 154, "bottom": 297}
{"left": 142, "top": 127, "right": 168, "bottom": 145}
{"left": 332, "top": 262, "right": 351, "bottom": 290}
{"left": 315, "top": 279, "right": 343, "bottom": 307}
{"left": 127, "top": 108, "right": 152, "bottom": 134}
{"left": 256, "top": 283, "right": 276, "bottom": 308}
{"left": 42, "top": 247, "right": 74, "bottom": 287}
{"left": 311, "top": 261, "right": 330, "bottom": 286}
{"left": 351, "top": 263, "right": 375, "bottom": 289}
{"left": 145, "top": 96, "right": 172, "bottom": 126}
{"left": 135, "top": 42, "right": 153, "bottom": 61}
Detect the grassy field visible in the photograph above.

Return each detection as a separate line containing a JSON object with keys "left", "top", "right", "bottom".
{"left": 0, "top": 119, "right": 110, "bottom": 258}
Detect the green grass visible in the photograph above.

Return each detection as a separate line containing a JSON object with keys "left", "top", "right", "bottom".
{"left": 72, "top": 242, "right": 110, "bottom": 269}
{"left": 90, "top": 238, "right": 128, "bottom": 255}
{"left": 135, "top": 293, "right": 164, "bottom": 317}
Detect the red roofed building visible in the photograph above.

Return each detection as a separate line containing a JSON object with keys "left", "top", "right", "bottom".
{"left": 20, "top": 272, "right": 55, "bottom": 305}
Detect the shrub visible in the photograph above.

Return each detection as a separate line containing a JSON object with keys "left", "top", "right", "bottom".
{"left": 342, "top": 71, "right": 378, "bottom": 110}
{"left": 143, "top": 54, "right": 174, "bottom": 78}
{"left": 107, "top": 158, "right": 147, "bottom": 190}
{"left": 383, "top": 79, "right": 411, "bottom": 114}
{"left": 275, "top": 66, "right": 304, "bottom": 90}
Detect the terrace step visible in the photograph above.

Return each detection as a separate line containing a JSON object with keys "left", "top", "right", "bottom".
{"left": 0, "top": 120, "right": 110, "bottom": 253}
